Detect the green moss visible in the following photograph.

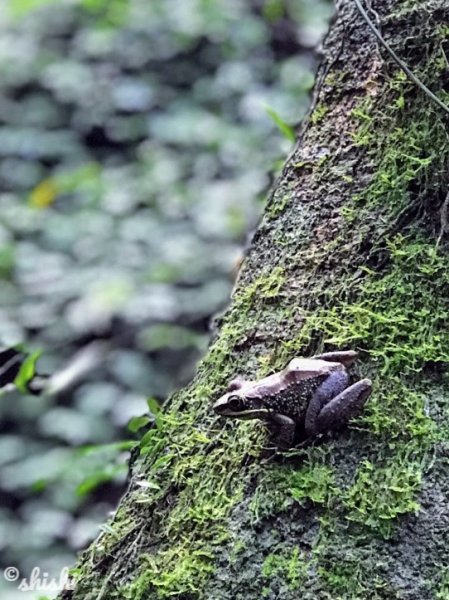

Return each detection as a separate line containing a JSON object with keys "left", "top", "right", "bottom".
{"left": 118, "top": 395, "right": 262, "bottom": 597}
{"left": 317, "top": 556, "right": 399, "bottom": 600}
{"left": 324, "top": 69, "right": 348, "bottom": 87}
{"left": 294, "top": 236, "right": 449, "bottom": 376}
{"left": 249, "top": 448, "right": 338, "bottom": 520}
{"left": 246, "top": 235, "right": 447, "bottom": 594}
{"left": 351, "top": 68, "right": 449, "bottom": 221}
{"left": 261, "top": 546, "right": 308, "bottom": 593}
{"left": 126, "top": 545, "right": 215, "bottom": 599}
{"left": 435, "top": 567, "right": 449, "bottom": 599}
{"left": 227, "top": 538, "right": 246, "bottom": 564}
{"left": 266, "top": 191, "right": 292, "bottom": 218}
{"left": 342, "top": 456, "right": 421, "bottom": 538}
{"left": 207, "top": 265, "right": 286, "bottom": 366}
{"left": 310, "top": 103, "right": 329, "bottom": 124}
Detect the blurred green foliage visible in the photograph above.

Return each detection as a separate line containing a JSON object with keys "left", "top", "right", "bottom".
{"left": 0, "top": 0, "right": 331, "bottom": 595}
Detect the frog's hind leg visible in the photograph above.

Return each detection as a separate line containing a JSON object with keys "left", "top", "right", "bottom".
{"left": 305, "top": 370, "right": 349, "bottom": 437}
{"left": 315, "top": 379, "right": 372, "bottom": 434}
{"left": 312, "top": 350, "right": 358, "bottom": 368}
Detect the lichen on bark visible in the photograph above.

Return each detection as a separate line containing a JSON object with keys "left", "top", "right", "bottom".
{"left": 61, "top": 1, "right": 449, "bottom": 599}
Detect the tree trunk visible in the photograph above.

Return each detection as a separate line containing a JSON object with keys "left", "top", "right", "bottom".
{"left": 63, "top": 1, "right": 449, "bottom": 598}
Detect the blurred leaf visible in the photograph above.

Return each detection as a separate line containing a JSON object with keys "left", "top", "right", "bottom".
{"left": 0, "top": 245, "right": 14, "bottom": 278}
{"left": 139, "top": 427, "right": 165, "bottom": 454}
{"left": 55, "top": 162, "right": 102, "bottom": 200}
{"left": 263, "top": 0, "right": 285, "bottom": 22}
{"left": 81, "top": 0, "right": 129, "bottom": 27}
{"left": 138, "top": 324, "right": 204, "bottom": 351}
{"left": 76, "top": 441, "right": 137, "bottom": 456}
{"left": 14, "top": 350, "right": 42, "bottom": 393}
{"left": 265, "top": 106, "right": 296, "bottom": 142}
{"left": 31, "top": 479, "right": 47, "bottom": 492}
{"left": 8, "top": 0, "right": 59, "bottom": 18}
{"left": 29, "top": 179, "right": 57, "bottom": 209}
{"left": 76, "top": 463, "right": 127, "bottom": 496}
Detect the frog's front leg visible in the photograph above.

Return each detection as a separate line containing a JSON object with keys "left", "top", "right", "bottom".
{"left": 269, "top": 413, "right": 296, "bottom": 448}
{"left": 305, "top": 373, "right": 372, "bottom": 436}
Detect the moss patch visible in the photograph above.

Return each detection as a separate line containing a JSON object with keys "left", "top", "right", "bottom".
{"left": 261, "top": 546, "right": 308, "bottom": 594}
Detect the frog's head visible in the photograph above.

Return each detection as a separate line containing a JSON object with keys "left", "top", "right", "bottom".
{"left": 213, "top": 378, "right": 270, "bottom": 420}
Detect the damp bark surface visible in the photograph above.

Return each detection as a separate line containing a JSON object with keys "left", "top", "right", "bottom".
{"left": 61, "top": 1, "right": 449, "bottom": 598}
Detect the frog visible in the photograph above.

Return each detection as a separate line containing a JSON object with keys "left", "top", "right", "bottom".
{"left": 213, "top": 350, "right": 372, "bottom": 448}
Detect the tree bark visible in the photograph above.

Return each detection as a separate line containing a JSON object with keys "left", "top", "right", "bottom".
{"left": 63, "top": 1, "right": 449, "bottom": 598}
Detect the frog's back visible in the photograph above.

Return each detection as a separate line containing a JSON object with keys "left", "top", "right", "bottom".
{"left": 263, "top": 374, "right": 328, "bottom": 420}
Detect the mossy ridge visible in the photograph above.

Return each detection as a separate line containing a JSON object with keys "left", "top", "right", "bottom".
{"left": 118, "top": 407, "right": 255, "bottom": 596}
{"left": 199, "top": 264, "right": 288, "bottom": 376}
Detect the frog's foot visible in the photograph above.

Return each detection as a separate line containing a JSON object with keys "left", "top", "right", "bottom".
{"left": 312, "top": 350, "right": 358, "bottom": 368}
{"left": 315, "top": 379, "right": 372, "bottom": 434}
{"left": 268, "top": 413, "right": 296, "bottom": 449}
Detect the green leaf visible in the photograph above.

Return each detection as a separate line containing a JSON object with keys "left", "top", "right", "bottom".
{"left": 14, "top": 350, "right": 42, "bottom": 393}
{"left": 147, "top": 397, "right": 161, "bottom": 416}
{"left": 264, "top": 106, "right": 295, "bottom": 142}
{"left": 128, "top": 415, "right": 152, "bottom": 433}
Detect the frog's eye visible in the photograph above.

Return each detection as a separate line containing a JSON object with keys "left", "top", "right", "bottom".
{"left": 228, "top": 395, "right": 243, "bottom": 411}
